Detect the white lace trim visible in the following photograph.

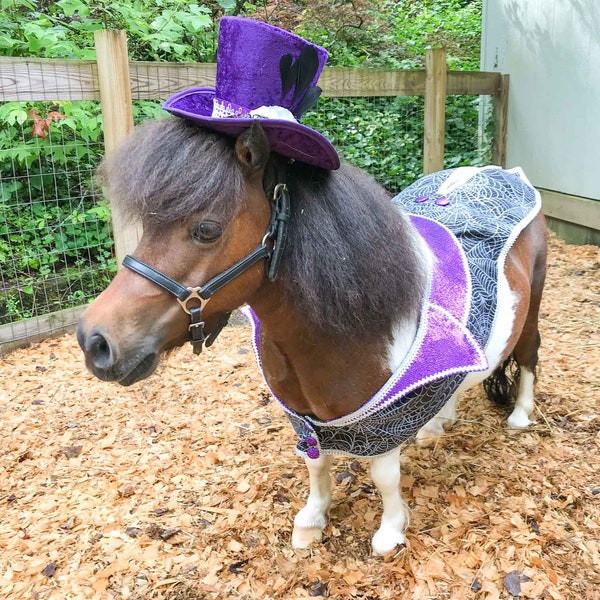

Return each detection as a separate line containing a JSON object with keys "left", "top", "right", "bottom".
{"left": 211, "top": 97, "right": 298, "bottom": 122}
{"left": 249, "top": 105, "right": 297, "bottom": 122}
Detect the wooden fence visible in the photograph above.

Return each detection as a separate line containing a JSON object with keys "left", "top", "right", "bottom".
{"left": 0, "top": 31, "right": 508, "bottom": 352}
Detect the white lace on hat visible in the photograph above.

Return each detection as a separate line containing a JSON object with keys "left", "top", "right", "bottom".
{"left": 212, "top": 98, "right": 297, "bottom": 123}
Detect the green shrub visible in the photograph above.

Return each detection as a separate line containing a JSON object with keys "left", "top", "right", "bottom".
{"left": 296, "top": 0, "right": 482, "bottom": 69}
{"left": 304, "top": 97, "right": 425, "bottom": 192}
{"left": 0, "top": 100, "right": 115, "bottom": 324}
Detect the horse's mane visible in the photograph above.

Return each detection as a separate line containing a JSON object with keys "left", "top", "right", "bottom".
{"left": 274, "top": 159, "right": 426, "bottom": 338}
{"left": 99, "top": 118, "right": 426, "bottom": 338}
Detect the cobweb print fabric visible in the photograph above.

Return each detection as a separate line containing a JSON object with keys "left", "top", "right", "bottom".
{"left": 243, "top": 166, "right": 541, "bottom": 459}
{"left": 397, "top": 166, "right": 541, "bottom": 348}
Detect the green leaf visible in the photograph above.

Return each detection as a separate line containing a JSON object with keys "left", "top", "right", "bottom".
{"left": 180, "top": 13, "right": 211, "bottom": 34}
{"left": 0, "top": 105, "right": 29, "bottom": 125}
{"left": 2, "top": 0, "right": 36, "bottom": 9}
{"left": 216, "top": 0, "right": 237, "bottom": 11}
{"left": 56, "top": 0, "right": 89, "bottom": 18}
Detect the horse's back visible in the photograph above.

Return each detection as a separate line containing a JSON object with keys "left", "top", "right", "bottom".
{"left": 394, "top": 165, "right": 547, "bottom": 389}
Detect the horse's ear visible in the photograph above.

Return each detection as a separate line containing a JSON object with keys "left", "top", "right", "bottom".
{"left": 235, "top": 121, "right": 270, "bottom": 175}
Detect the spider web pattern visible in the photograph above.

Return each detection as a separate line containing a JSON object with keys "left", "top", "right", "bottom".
{"left": 397, "top": 167, "right": 540, "bottom": 346}
{"left": 253, "top": 167, "right": 541, "bottom": 459}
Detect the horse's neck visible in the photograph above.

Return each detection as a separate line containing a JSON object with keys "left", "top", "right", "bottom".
{"left": 247, "top": 292, "right": 391, "bottom": 420}
{"left": 388, "top": 224, "right": 434, "bottom": 371}
{"left": 247, "top": 224, "right": 431, "bottom": 421}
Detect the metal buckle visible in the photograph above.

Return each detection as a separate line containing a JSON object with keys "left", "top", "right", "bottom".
{"left": 273, "top": 183, "right": 287, "bottom": 201}
{"left": 186, "top": 303, "right": 206, "bottom": 354}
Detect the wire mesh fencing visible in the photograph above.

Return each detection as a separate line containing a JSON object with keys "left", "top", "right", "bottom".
{"left": 305, "top": 94, "right": 492, "bottom": 194}
{"left": 304, "top": 96, "right": 425, "bottom": 193}
{"left": 0, "top": 100, "right": 111, "bottom": 349}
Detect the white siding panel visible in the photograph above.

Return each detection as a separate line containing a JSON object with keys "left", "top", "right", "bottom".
{"left": 482, "top": 0, "right": 600, "bottom": 200}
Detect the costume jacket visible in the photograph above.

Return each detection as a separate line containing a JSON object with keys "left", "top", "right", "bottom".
{"left": 243, "top": 166, "right": 541, "bottom": 459}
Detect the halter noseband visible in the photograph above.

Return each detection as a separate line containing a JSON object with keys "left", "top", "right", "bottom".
{"left": 122, "top": 182, "right": 291, "bottom": 354}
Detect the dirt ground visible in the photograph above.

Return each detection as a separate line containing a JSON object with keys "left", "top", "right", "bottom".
{"left": 0, "top": 233, "right": 598, "bottom": 600}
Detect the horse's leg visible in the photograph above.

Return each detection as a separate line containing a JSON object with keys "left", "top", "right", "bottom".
{"left": 506, "top": 214, "right": 547, "bottom": 428}
{"left": 508, "top": 367, "right": 536, "bottom": 428}
{"left": 415, "top": 392, "right": 459, "bottom": 443}
{"left": 507, "top": 276, "right": 544, "bottom": 428}
{"left": 370, "top": 446, "right": 408, "bottom": 555}
{"left": 291, "top": 454, "right": 333, "bottom": 548}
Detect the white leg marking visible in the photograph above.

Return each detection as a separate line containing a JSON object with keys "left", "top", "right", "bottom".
{"left": 508, "top": 368, "right": 535, "bottom": 428}
{"left": 416, "top": 393, "right": 459, "bottom": 444}
{"left": 370, "top": 447, "right": 408, "bottom": 555}
{"left": 292, "top": 454, "right": 333, "bottom": 549}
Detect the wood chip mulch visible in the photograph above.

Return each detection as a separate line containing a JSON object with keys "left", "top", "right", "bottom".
{"left": 1, "top": 233, "right": 599, "bottom": 600}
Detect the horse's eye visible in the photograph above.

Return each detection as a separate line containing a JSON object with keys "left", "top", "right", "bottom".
{"left": 191, "top": 221, "right": 223, "bottom": 243}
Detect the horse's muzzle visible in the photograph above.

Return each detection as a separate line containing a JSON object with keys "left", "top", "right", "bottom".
{"left": 76, "top": 323, "right": 159, "bottom": 386}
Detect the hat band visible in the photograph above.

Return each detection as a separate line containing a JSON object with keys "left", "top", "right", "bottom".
{"left": 212, "top": 98, "right": 298, "bottom": 124}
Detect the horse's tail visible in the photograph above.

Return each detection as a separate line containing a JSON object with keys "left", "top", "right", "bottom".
{"left": 482, "top": 355, "right": 521, "bottom": 406}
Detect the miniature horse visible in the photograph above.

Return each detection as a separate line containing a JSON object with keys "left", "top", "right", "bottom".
{"left": 77, "top": 118, "right": 547, "bottom": 555}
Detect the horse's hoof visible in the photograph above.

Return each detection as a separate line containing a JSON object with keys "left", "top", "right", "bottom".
{"left": 292, "top": 526, "right": 324, "bottom": 549}
{"left": 416, "top": 421, "right": 445, "bottom": 445}
{"left": 507, "top": 408, "right": 532, "bottom": 429}
{"left": 372, "top": 527, "right": 405, "bottom": 556}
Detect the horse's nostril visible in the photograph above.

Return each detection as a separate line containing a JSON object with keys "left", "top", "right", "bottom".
{"left": 88, "top": 332, "right": 114, "bottom": 369}
{"left": 97, "top": 337, "right": 108, "bottom": 354}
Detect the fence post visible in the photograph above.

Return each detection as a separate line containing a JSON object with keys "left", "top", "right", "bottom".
{"left": 492, "top": 74, "right": 509, "bottom": 167}
{"left": 94, "top": 30, "right": 142, "bottom": 267}
{"left": 423, "top": 48, "right": 447, "bottom": 174}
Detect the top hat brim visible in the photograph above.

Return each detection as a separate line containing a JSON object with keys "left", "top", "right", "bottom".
{"left": 163, "top": 87, "right": 340, "bottom": 170}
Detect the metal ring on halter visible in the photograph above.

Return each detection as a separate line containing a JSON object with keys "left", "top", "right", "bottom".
{"left": 273, "top": 182, "right": 288, "bottom": 198}
{"left": 176, "top": 288, "right": 211, "bottom": 314}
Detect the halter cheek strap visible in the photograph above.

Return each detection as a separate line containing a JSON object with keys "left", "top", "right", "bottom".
{"left": 122, "top": 182, "right": 291, "bottom": 354}
{"left": 267, "top": 183, "right": 291, "bottom": 281}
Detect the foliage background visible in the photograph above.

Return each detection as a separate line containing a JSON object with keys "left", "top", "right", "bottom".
{"left": 0, "top": 0, "right": 484, "bottom": 325}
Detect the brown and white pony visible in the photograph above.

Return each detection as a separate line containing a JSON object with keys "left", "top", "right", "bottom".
{"left": 77, "top": 118, "right": 547, "bottom": 555}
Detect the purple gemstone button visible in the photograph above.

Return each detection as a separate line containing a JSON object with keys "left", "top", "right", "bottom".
{"left": 305, "top": 436, "right": 317, "bottom": 447}
{"left": 435, "top": 196, "right": 450, "bottom": 206}
{"left": 415, "top": 195, "right": 429, "bottom": 203}
{"left": 306, "top": 447, "right": 320, "bottom": 460}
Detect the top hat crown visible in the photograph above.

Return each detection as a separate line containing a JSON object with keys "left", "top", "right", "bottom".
{"left": 162, "top": 17, "right": 340, "bottom": 170}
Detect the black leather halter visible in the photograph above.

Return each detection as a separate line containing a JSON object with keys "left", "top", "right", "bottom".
{"left": 122, "top": 182, "right": 291, "bottom": 354}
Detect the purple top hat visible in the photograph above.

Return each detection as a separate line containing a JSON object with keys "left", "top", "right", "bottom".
{"left": 163, "top": 17, "right": 340, "bottom": 170}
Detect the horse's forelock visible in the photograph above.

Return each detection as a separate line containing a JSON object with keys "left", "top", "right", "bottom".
{"left": 98, "top": 118, "right": 245, "bottom": 227}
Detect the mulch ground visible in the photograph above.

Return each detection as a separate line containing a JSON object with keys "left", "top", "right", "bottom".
{"left": 1, "top": 232, "right": 598, "bottom": 600}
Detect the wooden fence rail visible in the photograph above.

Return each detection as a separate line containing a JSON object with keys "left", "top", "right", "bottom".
{"left": 0, "top": 35, "right": 508, "bottom": 352}
{"left": 0, "top": 57, "right": 504, "bottom": 101}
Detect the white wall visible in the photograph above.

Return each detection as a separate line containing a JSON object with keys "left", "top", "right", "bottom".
{"left": 481, "top": 0, "right": 600, "bottom": 200}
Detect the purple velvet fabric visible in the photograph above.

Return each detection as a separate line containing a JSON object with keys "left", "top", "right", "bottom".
{"left": 162, "top": 17, "right": 340, "bottom": 170}
{"left": 372, "top": 215, "right": 485, "bottom": 409}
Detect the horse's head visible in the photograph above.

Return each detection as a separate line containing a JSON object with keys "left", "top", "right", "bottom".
{"left": 77, "top": 119, "right": 275, "bottom": 385}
